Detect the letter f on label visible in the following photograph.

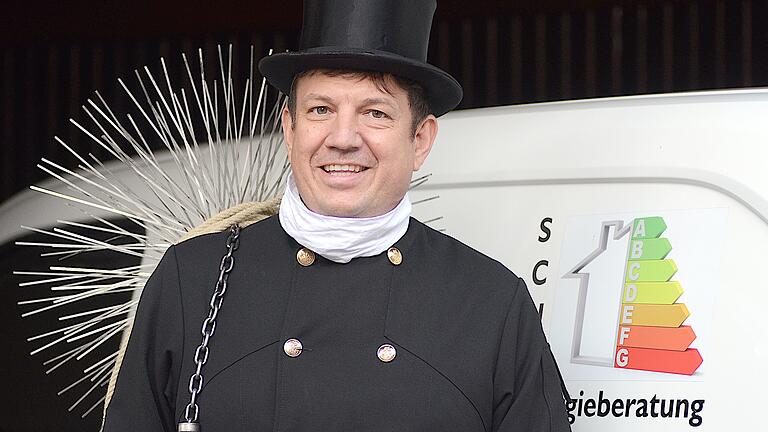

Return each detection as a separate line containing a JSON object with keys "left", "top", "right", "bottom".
{"left": 619, "top": 326, "right": 631, "bottom": 345}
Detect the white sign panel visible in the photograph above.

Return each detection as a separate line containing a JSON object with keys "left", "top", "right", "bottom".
{"left": 414, "top": 89, "right": 768, "bottom": 431}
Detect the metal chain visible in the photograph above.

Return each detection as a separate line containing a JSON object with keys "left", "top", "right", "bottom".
{"left": 179, "top": 225, "right": 240, "bottom": 432}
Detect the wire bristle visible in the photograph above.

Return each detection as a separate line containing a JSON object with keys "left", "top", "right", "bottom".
{"left": 17, "top": 45, "right": 288, "bottom": 416}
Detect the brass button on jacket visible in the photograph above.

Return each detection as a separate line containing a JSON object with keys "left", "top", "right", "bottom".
{"left": 377, "top": 344, "right": 397, "bottom": 362}
{"left": 387, "top": 247, "right": 402, "bottom": 265}
{"left": 283, "top": 338, "right": 303, "bottom": 357}
{"left": 296, "top": 248, "right": 316, "bottom": 266}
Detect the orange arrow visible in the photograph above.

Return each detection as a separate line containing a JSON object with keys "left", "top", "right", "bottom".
{"left": 614, "top": 346, "right": 703, "bottom": 375}
{"left": 619, "top": 303, "right": 690, "bottom": 327}
{"left": 616, "top": 325, "right": 697, "bottom": 351}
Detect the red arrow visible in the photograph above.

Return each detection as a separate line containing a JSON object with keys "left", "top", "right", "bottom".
{"left": 614, "top": 346, "right": 703, "bottom": 375}
{"left": 616, "top": 325, "right": 697, "bottom": 351}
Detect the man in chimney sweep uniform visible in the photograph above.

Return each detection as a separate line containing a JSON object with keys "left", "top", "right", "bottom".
{"left": 103, "top": 1, "right": 572, "bottom": 431}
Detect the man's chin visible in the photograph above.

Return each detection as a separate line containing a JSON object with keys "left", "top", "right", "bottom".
{"left": 310, "top": 193, "right": 386, "bottom": 218}
{"left": 314, "top": 203, "right": 370, "bottom": 218}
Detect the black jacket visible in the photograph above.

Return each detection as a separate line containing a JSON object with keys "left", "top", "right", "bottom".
{"left": 103, "top": 216, "right": 571, "bottom": 431}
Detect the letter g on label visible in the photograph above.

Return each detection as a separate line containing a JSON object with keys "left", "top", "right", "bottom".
{"left": 616, "top": 348, "right": 629, "bottom": 367}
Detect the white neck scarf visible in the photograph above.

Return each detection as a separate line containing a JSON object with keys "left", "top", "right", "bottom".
{"left": 278, "top": 173, "right": 412, "bottom": 264}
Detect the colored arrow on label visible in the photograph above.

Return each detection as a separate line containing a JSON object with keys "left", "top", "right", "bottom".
{"left": 625, "top": 259, "right": 677, "bottom": 282}
{"left": 627, "top": 238, "right": 672, "bottom": 260}
{"left": 622, "top": 281, "right": 683, "bottom": 304}
{"left": 631, "top": 216, "right": 667, "bottom": 239}
{"left": 614, "top": 346, "right": 703, "bottom": 375}
{"left": 619, "top": 303, "right": 690, "bottom": 327}
{"left": 617, "top": 325, "right": 697, "bottom": 351}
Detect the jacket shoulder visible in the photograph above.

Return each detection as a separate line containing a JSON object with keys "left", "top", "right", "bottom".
{"left": 173, "top": 215, "right": 285, "bottom": 257}
{"left": 412, "top": 219, "right": 523, "bottom": 292}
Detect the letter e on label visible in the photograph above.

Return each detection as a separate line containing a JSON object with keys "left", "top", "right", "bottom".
{"left": 621, "top": 305, "right": 634, "bottom": 324}
{"left": 616, "top": 348, "right": 629, "bottom": 367}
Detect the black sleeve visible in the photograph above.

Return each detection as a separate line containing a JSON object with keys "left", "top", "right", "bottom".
{"left": 102, "top": 245, "right": 184, "bottom": 432}
{"left": 491, "top": 277, "right": 572, "bottom": 432}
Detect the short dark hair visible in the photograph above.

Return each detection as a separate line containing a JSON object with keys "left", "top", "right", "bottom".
{"left": 287, "top": 69, "right": 431, "bottom": 136}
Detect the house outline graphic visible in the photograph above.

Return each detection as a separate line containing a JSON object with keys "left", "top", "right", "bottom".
{"left": 562, "top": 220, "right": 632, "bottom": 367}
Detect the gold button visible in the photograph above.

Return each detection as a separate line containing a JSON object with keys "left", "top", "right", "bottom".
{"left": 296, "top": 248, "right": 315, "bottom": 266}
{"left": 387, "top": 247, "right": 402, "bottom": 265}
{"left": 377, "top": 343, "right": 397, "bottom": 362}
{"left": 283, "top": 338, "right": 303, "bottom": 357}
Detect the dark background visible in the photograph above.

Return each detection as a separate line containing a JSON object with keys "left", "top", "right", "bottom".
{"left": 1, "top": 0, "right": 766, "bottom": 204}
{"left": 1, "top": 0, "right": 766, "bottom": 431}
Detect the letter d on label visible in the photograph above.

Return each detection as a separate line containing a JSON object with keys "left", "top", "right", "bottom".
{"left": 624, "top": 284, "right": 637, "bottom": 302}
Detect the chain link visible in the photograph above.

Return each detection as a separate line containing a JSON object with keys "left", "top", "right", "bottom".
{"left": 181, "top": 225, "right": 240, "bottom": 426}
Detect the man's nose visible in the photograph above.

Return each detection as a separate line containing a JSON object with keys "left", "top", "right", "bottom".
{"left": 324, "top": 111, "right": 363, "bottom": 150}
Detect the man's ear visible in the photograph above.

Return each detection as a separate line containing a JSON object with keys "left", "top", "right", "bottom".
{"left": 412, "top": 114, "right": 438, "bottom": 171}
{"left": 281, "top": 106, "right": 294, "bottom": 158}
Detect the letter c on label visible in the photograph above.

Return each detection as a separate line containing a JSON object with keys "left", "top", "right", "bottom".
{"left": 533, "top": 260, "right": 548, "bottom": 286}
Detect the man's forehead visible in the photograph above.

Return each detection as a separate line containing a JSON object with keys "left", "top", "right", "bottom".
{"left": 294, "top": 69, "right": 407, "bottom": 100}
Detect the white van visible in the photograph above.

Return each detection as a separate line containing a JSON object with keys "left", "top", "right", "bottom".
{"left": 2, "top": 88, "right": 767, "bottom": 431}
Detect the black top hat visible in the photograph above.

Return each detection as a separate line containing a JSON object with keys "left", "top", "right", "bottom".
{"left": 258, "top": 0, "right": 463, "bottom": 117}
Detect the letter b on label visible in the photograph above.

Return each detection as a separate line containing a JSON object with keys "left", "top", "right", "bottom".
{"left": 630, "top": 240, "right": 644, "bottom": 259}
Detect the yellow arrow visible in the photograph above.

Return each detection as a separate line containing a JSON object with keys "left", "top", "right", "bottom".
{"left": 619, "top": 303, "right": 690, "bottom": 327}
{"left": 622, "top": 282, "right": 683, "bottom": 304}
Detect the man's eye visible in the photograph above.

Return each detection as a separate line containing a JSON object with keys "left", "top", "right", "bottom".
{"left": 368, "top": 109, "right": 387, "bottom": 119}
{"left": 312, "top": 106, "right": 329, "bottom": 115}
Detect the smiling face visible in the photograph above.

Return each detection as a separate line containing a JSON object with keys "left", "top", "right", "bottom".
{"left": 281, "top": 71, "right": 438, "bottom": 217}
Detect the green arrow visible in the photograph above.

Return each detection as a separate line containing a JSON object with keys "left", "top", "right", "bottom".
{"left": 631, "top": 217, "right": 667, "bottom": 239}
{"left": 625, "top": 259, "right": 677, "bottom": 282}
{"left": 622, "top": 281, "right": 683, "bottom": 304}
{"left": 627, "top": 238, "right": 672, "bottom": 260}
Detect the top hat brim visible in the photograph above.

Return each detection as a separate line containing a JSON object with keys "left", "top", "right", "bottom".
{"left": 259, "top": 48, "right": 462, "bottom": 117}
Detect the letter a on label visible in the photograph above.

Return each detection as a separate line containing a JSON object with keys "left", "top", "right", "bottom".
{"left": 633, "top": 219, "right": 646, "bottom": 238}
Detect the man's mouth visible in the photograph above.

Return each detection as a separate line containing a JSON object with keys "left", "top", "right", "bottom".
{"left": 321, "top": 164, "right": 368, "bottom": 174}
